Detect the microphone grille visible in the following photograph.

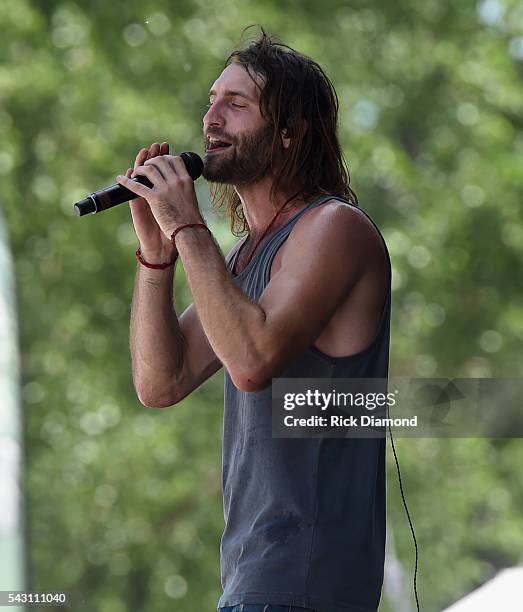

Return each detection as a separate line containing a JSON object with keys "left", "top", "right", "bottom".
{"left": 180, "top": 152, "right": 204, "bottom": 181}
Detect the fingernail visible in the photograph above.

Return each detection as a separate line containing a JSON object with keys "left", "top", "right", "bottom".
{"left": 116, "top": 175, "right": 123, "bottom": 180}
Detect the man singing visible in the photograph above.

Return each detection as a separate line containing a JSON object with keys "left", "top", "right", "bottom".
{"left": 118, "top": 28, "right": 391, "bottom": 612}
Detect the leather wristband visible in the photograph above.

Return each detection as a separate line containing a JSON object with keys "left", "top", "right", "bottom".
{"left": 135, "top": 247, "right": 178, "bottom": 270}
{"left": 170, "top": 223, "right": 212, "bottom": 248}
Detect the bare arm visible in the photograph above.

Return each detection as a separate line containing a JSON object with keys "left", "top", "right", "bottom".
{"left": 175, "top": 201, "right": 380, "bottom": 391}
{"left": 126, "top": 142, "right": 222, "bottom": 408}
{"left": 130, "top": 240, "right": 244, "bottom": 408}
{"left": 130, "top": 260, "right": 222, "bottom": 408}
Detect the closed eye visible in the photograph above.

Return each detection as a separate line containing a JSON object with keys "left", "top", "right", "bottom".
{"left": 205, "top": 101, "right": 246, "bottom": 110}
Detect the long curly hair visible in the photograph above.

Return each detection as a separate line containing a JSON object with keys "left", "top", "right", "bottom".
{"left": 209, "top": 26, "right": 358, "bottom": 236}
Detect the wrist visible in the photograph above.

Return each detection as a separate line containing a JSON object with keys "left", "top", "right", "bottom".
{"left": 136, "top": 246, "right": 178, "bottom": 270}
{"left": 140, "top": 241, "right": 177, "bottom": 259}
{"left": 170, "top": 222, "right": 212, "bottom": 250}
{"left": 165, "top": 215, "right": 205, "bottom": 238}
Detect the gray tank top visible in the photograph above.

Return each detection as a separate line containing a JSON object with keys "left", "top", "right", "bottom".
{"left": 217, "top": 195, "right": 391, "bottom": 612}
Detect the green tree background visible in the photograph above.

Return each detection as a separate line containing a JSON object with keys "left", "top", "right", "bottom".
{"left": 1, "top": 0, "right": 522, "bottom": 610}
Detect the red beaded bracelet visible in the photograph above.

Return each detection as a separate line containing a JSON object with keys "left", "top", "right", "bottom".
{"left": 135, "top": 247, "right": 178, "bottom": 270}
{"left": 170, "top": 222, "right": 212, "bottom": 248}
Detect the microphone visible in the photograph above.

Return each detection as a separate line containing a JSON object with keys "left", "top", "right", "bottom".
{"left": 74, "top": 151, "right": 203, "bottom": 216}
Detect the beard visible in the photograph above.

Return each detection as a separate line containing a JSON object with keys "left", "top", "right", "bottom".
{"left": 202, "top": 122, "right": 276, "bottom": 185}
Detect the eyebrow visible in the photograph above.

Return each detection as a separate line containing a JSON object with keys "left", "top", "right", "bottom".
{"left": 208, "top": 89, "right": 255, "bottom": 102}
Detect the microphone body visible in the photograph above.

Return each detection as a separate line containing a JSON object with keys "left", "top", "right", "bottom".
{"left": 74, "top": 151, "right": 203, "bottom": 216}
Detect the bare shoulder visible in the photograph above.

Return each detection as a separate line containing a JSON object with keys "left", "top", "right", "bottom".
{"left": 278, "top": 199, "right": 390, "bottom": 360}
{"left": 295, "top": 198, "right": 381, "bottom": 237}
{"left": 282, "top": 198, "right": 388, "bottom": 267}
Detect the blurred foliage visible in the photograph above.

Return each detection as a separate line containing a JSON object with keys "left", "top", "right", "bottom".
{"left": 1, "top": 0, "right": 522, "bottom": 610}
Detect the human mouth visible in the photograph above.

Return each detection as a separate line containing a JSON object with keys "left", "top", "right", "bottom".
{"left": 206, "top": 146, "right": 232, "bottom": 155}
{"left": 206, "top": 136, "right": 233, "bottom": 153}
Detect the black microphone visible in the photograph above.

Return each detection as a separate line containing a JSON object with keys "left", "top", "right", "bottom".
{"left": 74, "top": 151, "right": 203, "bottom": 216}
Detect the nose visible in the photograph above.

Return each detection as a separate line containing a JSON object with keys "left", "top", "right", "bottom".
{"left": 203, "top": 101, "right": 224, "bottom": 131}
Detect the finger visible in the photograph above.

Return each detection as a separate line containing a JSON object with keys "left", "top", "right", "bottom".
{"left": 131, "top": 163, "right": 166, "bottom": 185}
{"left": 116, "top": 174, "right": 153, "bottom": 199}
{"left": 144, "top": 156, "right": 173, "bottom": 180}
{"left": 148, "top": 142, "right": 161, "bottom": 159}
{"left": 160, "top": 142, "right": 169, "bottom": 156}
{"left": 125, "top": 167, "right": 133, "bottom": 178}
{"left": 168, "top": 155, "right": 191, "bottom": 179}
{"left": 134, "top": 148, "right": 149, "bottom": 170}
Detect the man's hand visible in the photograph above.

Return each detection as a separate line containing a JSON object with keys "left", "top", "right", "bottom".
{"left": 117, "top": 154, "right": 204, "bottom": 240}
{"left": 126, "top": 142, "right": 178, "bottom": 263}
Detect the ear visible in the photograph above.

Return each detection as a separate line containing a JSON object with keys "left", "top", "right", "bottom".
{"left": 280, "top": 119, "right": 308, "bottom": 149}
{"left": 280, "top": 127, "right": 292, "bottom": 149}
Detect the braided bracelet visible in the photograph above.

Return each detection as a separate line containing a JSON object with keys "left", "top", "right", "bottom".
{"left": 135, "top": 247, "right": 178, "bottom": 270}
{"left": 170, "top": 223, "right": 212, "bottom": 248}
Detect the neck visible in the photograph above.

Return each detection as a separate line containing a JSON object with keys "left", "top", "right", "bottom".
{"left": 235, "top": 177, "right": 307, "bottom": 238}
